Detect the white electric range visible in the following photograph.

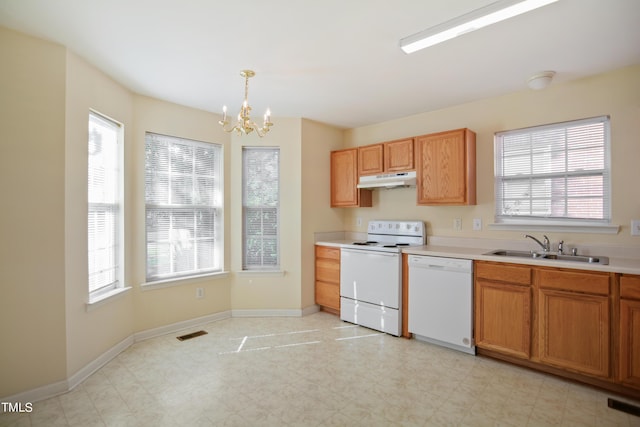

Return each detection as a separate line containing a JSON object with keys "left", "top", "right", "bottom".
{"left": 339, "top": 220, "right": 425, "bottom": 336}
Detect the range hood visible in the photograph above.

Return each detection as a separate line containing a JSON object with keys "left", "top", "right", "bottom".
{"left": 357, "top": 171, "right": 417, "bottom": 189}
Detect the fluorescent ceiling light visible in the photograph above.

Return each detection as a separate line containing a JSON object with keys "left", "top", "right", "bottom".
{"left": 400, "top": 0, "right": 560, "bottom": 54}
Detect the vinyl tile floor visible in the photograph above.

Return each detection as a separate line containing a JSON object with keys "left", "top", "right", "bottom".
{"left": 1, "top": 311, "right": 639, "bottom": 426}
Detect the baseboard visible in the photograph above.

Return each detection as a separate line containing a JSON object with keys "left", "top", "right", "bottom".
{"left": 302, "top": 304, "right": 320, "bottom": 316}
{"left": 1, "top": 379, "right": 68, "bottom": 405}
{"left": 2, "top": 308, "right": 323, "bottom": 404}
{"left": 231, "top": 308, "right": 305, "bottom": 317}
{"left": 133, "top": 310, "right": 232, "bottom": 342}
{"left": 67, "top": 335, "right": 134, "bottom": 391}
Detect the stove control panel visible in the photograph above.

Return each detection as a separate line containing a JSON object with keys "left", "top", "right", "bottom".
{"left": 368, "top": 220, "right": 425, "bottom": 237}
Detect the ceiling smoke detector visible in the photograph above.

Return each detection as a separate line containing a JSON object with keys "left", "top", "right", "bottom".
{"left": 527, "top": 71, "right": 555, "bottom": 90}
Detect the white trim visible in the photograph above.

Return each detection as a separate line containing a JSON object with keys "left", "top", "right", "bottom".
{"left": 140, "top": 271, "right": 230, "bottom": 291}
{"left": 86, "top": 286, "right": 131, "bottom": 311}
{"left": 488, "top": 222, "right": 620, "bottom": 234}
{"left": 133, "top": 311, "right": 231, "bottom": 342}
{"left": 1, "top": 379, "right": 68, "bottom": 405}
{"left": 302, "top": 304, "right": 321, "bottom": 316}
{"left": 231, "top": 308, "right": 303, "bottom": 317}
{"left": 67, "top": 335, "right": 134, "bottom": 391}
{"left": 2, "top": 308, "right": 335, "bottom": 403}
{"left": 235, "top": 270, "right": 286, "bottom": 277}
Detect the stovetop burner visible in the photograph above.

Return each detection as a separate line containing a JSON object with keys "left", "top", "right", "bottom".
{"left": 344, "top": 220, "right": 425, "bottom": 253}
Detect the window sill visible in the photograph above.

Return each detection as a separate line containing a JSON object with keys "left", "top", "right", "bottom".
{"left": 488, "top": 222, "right": 620, "bottom": 234}
{"left": 236, "top": 270, "right": 286, "bottom": 277}
{"left": 86, "top": 286, "right": 132, "bottom": 311}
{"left": 141, "top": 271, "right": 230, "bottom": 291}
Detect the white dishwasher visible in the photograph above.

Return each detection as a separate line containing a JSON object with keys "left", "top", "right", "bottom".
{"left": 408, "top": 255, "right": 475, "bottom": 355}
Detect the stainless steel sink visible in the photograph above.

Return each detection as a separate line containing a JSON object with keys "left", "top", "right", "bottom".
{"left": 484, "top": 249, "right": 609, "bottom": 265}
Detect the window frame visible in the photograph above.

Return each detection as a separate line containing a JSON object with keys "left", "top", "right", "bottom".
{"left": 492, "top": 115, "right": 617, "bottom": 233}
{"left": 144, "top": 132, "right": 223, "bottom": 283}
{"left": 242, "top": 146, "right": 280, "bottom": 271}
{"left": 87, "top": 110, "right": 124, "bottom": 300}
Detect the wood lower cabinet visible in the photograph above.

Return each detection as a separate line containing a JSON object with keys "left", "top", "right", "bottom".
{"left": 474, "top": 262, "right": 640, "bottom": 397}
{"left": 416, "top": 128, "right": 476, "bottom": 205}
{"left": 620, "top": 275, "right": 640, "bottom": 389}
{"left": 474, "top": 262, "right": 532, "bottom": 359}
{"left": 536, "top": 268, "right": 611, "bottom": 379}
{"left": 330, "top": 148, "right": 372, "bottom": 207}
{"left": 315, "top": 245, "right": 340, "bottom": 314}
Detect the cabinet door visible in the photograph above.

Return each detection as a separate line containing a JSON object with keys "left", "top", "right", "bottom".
{"left": 358, "top": 144, "right": 384, "bottom": 176}
{"left": 475, "top": 279, "right": 531, "bottom": 359}
{"left": 416, "top": 129, "right": 476, "bottom": 205}
{"left": 620, "top": 275, "right": 640, "bottom": 389}
{"left": 331, "top": 149, "right": 372, "bottom": 207}
{"left": 384, "top": 138, "right": 414, "bottom": 172}
{"left": 538, "top": 288, "right": 610, "bottom": 378}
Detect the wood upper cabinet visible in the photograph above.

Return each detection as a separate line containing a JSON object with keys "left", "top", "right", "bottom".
{"left": 315, "top": 245, "right": 341, "bottom": 314}
{"left": 536, "top": 268, "right": 611, "bottom": 379}
{"left": 384, "top": 138, "right": 414, "bottom": 172}
{"left": 620, "top": 274, "right": 640, "bottom": 389}
{"left": 358, "top": 144, "right": 384, "bottom": 176}
{"left": 474, "top": 261, "right": 532, "bottom": 359}
{"left": 416, "top": 128, "right": 476, "bottom": 205}
{"left": 358, "top": 138, "right": 415, "bottom": 176}
{"left": 330, "top": 148, "right": 372, "bottom": 207}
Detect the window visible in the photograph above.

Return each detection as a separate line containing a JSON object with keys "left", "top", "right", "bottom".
{"left": 88, "top": 112, "right": 122, "bottom": 296}
{"left": 145, "top": 133, "right": 222, "bottom": 282}
{"left": 494, "top": 116, "right": 610, "bottom": 225}
{"left": 243, "top": 147, "right": 280, "bottom": 270}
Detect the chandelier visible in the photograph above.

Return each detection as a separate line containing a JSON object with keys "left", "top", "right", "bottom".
{"left": 219, "top": 70, "right": 273, "bottom": 137}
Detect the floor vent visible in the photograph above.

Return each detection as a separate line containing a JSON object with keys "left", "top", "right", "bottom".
{"left": 177, "top": 330, "right": 208, "bottom": 341}
{"left": 608, "top": 398, "right": 640, "bottom": 417}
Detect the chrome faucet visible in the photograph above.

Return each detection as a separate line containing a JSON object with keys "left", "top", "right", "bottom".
{"left": 558, "top": 240, "right": 564, "bottom": 255}
{"left": 524, "top": 234, "right": 550, "bottom": 252}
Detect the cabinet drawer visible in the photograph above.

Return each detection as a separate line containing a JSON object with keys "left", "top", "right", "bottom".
{"left": 621, "top": 275, "right": 640, "bottom": 300}
{"left": 315, "top": 281, "right": 340, "bottom": 310}
{"left": 316, "top": 245, "right": 340, "bottom": 261}
{"left": 475, "top": 262, "right": 531, "bottom": 286}
{"left": 538, "top": 269, "right": 609, "bottom": 295}
{"left": 316, "top": 259, "right": 340, "bottom": 283}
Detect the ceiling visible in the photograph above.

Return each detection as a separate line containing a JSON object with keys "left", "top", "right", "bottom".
{"left": 1, "top": 0, "right": 639, "bottom": 129}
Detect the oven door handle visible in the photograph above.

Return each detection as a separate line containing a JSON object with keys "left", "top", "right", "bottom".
{"left": 341, "top": 248, "right": 399, "bottom": 257}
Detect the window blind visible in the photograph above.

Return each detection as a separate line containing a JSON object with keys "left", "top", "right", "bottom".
{"left": 494, "top": 116, "right": 610, "bottom": 223}
{"left": 243, "top": 147, "right": 280, "bottom": 270}
{"left": 145, "top": 133, "right": 222, "bottom": 281}
{"left": 88, "top": 112, "right": 121, "bottom": 294}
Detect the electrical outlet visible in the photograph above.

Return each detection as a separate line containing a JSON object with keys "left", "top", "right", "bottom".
{"left": 356, "top": 217, "right": 362, "bottom": 227}
{"left": 453, "top": 218, "right": 462, "bottom": 231}
{"left": 196, "top": 288, "right": 204, "bottom": 299}
{"left": 473, "top": 218, "right": 482, "bottom": 231}
{"left": 632, "top": 219, "right": 640, "bottom": 236}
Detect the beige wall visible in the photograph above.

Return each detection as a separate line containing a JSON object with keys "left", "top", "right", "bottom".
{"left": 64, "top": 51, "right": 135, "bottom": 378}
{"left": 131, "top": 96, "right": 233, "bottom": 331}
{"left": 229, "top": 118, "right": 304, "bottom": 311}
{"left": 0, "top": 28, "right": 68, "bottom": 397}
{"left": 300, "top": 120, "right": 345, "bottom": 308}
{"left": 344, "top": 65, "right": 640, "bottom": 247}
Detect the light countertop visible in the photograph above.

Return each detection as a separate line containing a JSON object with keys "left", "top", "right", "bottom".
{"left": 316, "top": 241, "right": 640, "bottom": 275}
